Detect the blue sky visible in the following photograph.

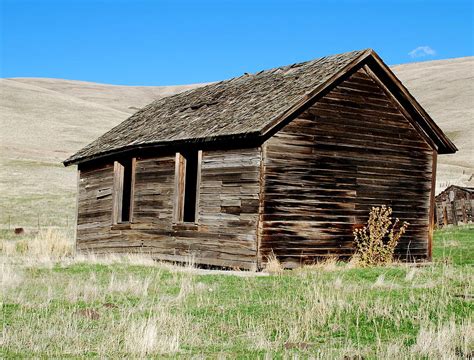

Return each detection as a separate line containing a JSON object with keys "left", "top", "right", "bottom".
{"left": 1, "top": 0, "right": 473, "bottom": 85}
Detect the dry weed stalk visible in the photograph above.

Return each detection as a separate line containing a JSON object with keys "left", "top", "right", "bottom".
{"left": 353, "top": 205, "right": 409, "bottom": 267}
{"left": 264, "top": 251, "right": 283, "bottom": 274}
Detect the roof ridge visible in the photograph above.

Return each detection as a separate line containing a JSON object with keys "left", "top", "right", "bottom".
{"left": 146, "top": 49, "right": 370, "bottom": 104}
{"left": 63, "top": 49, "right": 380, "bottom": 166}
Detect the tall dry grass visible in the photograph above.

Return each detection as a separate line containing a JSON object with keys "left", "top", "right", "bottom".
{"left": 412, "top": 320, "right": 474, "bottom": 358}
{"left": 1, "top": 226, "right": 472, "bottom": 357}
{"left": 0, "top": 262, "right": 23, "bottom": 291}
{"left": 263, "top": 251, "right": 283, "bottom": 274}
{"left": 0, "top": 228, "right": 74, "bottom": 260}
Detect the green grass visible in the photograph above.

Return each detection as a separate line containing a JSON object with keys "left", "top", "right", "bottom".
{"left": 1, "top": 226, "right": 473, "bottom": 358}
{"left": 433, "top": 225, "right": 474, "bottom": 265}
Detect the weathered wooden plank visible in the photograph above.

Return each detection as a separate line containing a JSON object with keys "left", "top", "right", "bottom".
{"left": 260, "top": 67, "right": 433, "bottom": 265}
{"left": 76, "top": 147, "right": 262, "bottom": 269}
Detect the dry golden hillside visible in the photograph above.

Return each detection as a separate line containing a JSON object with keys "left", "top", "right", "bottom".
{"left": 0, "top": 78, "right": 202, "bottom": 227}
{"left": 0, "top": 57, "right": 472, "bottom": 227}
{"left": 392, "top": 57, "right": 474, "bottom": 193}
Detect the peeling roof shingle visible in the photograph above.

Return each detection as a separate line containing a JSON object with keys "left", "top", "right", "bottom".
{"left": 64, "top": 50, "right": 369, "bottom": 165}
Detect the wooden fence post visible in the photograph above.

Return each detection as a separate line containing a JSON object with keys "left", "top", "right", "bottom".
{"left": 451, "top": 199, "right": 458, "bottom": 226}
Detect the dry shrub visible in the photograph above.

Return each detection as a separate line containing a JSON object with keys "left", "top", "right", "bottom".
{"left": 264, "top": 251, "right": 283, "bottom": 275}
{"left": 353, "top": 205, "right": 409, "bottom": 267}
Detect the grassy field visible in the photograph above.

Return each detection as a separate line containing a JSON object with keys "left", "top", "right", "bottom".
{"left": 1, "top": 226, "right": 473, "bottom": 358}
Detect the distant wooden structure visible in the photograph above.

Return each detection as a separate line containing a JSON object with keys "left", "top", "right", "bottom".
{"left": 435, "top": 185, "right": 474, "bottom": 227}
{"left": 64, "top": 49, "right": 456, "bottom": 269}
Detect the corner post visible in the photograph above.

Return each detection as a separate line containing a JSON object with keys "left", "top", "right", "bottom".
{"left": 428, "top": 150, "right": 438, "bottom": 260}
{"left": 74, "top": 169, "right": 80, "bottom": 254}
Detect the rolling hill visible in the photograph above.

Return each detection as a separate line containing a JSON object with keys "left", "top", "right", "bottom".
{"left": 392, "top": 57, "right": 474, "bottom": 192}
{"left": 0, "top": 78, "right": 203, "bottom": 228}
{"left": 0, "top": 57, "right": 472, "bottom": 228}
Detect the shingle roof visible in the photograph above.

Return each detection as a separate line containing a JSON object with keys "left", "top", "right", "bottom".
{"left": 64, "top": 48, "right": 456, "bottom": 166}
{"left": 64, "top": 49, "right": 369, "bottom": 165}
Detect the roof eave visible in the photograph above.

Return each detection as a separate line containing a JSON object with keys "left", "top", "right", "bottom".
{"left": 63, "top": 131, "right": 262, "bottom": 167}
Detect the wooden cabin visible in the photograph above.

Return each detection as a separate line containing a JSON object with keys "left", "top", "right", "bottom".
{"left": 64, "top": 49, "right": 457, "bottom": 269}
{"left": 435, "top": 185, "right": 474, "bottom": 227}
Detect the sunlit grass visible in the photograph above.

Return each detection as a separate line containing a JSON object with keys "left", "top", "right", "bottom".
{"left": 1, "top": 226, "right": 473, "bottom": 357}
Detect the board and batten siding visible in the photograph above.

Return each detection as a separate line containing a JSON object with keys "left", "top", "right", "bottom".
{"left": 76, "top": 148, "right": 261, "bottom": 270}
{"left": 259, "top": 66, "right": 434, "bottom": 267}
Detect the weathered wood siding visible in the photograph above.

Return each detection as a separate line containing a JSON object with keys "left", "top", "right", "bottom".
{"left": 435, "top": 186, "right": 473, "bottom": 226}
{"left": 133, "top": 148, "right": 261, "bottom": 269}
{"left": 133, "top": 155, "right": 176, "bottom": 228}
{"left": 76, "top": 148, "right": 261, "bottom": 269}
{"left": 76, "top": 163, "right": 119, "bottom": 251}
{"left": 260, "top": 67, "right": 434, "bottom": 266}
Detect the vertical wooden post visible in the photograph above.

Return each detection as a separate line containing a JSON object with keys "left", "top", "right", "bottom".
{"left": 194, "top": 151, "right": 202, "bottom": 223}
{"left": 428, "top": 151, "right": 437, "bottom": 260}
{"left": 173, "top": 153, "right": 186, "bottom": 223}
{"left": 256, "top": 144, "right": 266, "bottom": 269}
{"left": 461, "top": 199, "right": 467, "bottom": 224}
{"left": 112, "top": 161, "right": 125, "bottom": 224}
{"left": 74, "top": 169, "right": 80, "bottom": 251}
{"left": 451, "top": 199, "right": 458, "bottom": 226}
{"left": 129, "top": 158, "right": 137, "bottom": 223}
{"left": 443, "top": 205, "right": 448, "bottom": 227}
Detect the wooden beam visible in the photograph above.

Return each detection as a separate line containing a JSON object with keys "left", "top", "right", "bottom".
{"left": 129, "top": 157, "right": 137, "bottom": 223}
{"left": 112, "top": 161, "right": 125, "bottom": 224}
{"left": 194, "top": 150, "right": 202, "bottom": 223}
{"left": 256, "top": 145, "right": 266, "bottom": 269}
{"left": 74, "top": 169, "right": 80, "bottom": 254}
{"left": 428, "top": 150, "right": 437, "bottom": 260}
{"left": 173, "top": 152, "right": 186, "bottom": 223}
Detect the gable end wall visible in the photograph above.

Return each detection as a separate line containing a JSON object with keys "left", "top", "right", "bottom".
{"left": 260, "top": 67, "right": 435, "bottom": 266}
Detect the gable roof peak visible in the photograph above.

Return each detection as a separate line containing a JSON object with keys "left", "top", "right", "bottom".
{"left": 64, "top": 48, "right": 455, "bottom": 166}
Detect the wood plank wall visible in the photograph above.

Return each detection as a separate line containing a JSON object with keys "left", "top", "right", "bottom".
{"left": 133, "top": 155, "right": 176, "bottom": 228}
{"left": 260, "top": 67, "right": 434, "bottom": 266}
{"left": 435, "top": 187, "right": 473, "bottom": 226}
{"left": 76, "top": 148, "right": 261, "bottom": 270}
{"left": 76, "top": 163, "right": 119, "bottom": 250}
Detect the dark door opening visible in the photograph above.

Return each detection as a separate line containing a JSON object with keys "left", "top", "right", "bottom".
{"left": 121, "top": 158, "right": 133, "bottom": 222}
{"left": 183, "top": 151, "right": 199, "bottom": 223}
